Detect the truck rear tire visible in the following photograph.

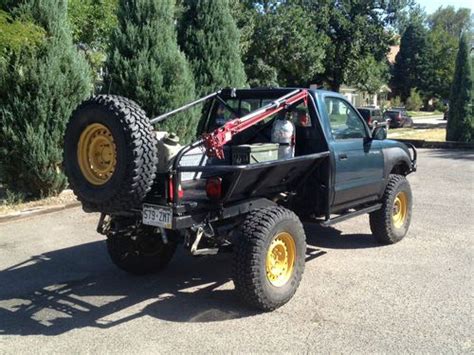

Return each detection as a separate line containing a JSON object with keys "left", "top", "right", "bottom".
{"left": 64, "top": 95, "right": 157, "bottom": 213}
{"left": 370, "top": 174, "right": 412, "bottom": 244}
{"left": 233, "top": 206, "right": 306, "bottom": 311}
{"left": 106, "top": 219, "right": 177, "bottom": 275}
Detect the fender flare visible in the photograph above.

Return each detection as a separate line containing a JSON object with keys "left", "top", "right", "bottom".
{"left": 382, "top": 146, "right": 412, "bottom": 179}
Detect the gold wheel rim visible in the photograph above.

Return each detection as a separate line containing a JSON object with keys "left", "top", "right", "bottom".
{"left": 77, "top": 123, "right": 117, "bottom": 185}
{"left": 392, "top": 191, "right": 408, "bottom": 229}
{"left": 266, "top": 232, "right": 296, "bottom": 287}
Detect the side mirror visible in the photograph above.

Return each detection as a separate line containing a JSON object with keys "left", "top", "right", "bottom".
{"left": 372, "top": 121, "right": 388, "bottom": 140}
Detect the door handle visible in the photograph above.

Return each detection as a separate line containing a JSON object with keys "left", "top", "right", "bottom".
{"left": 338, "top": 153, "right": 348, "bottom": 160}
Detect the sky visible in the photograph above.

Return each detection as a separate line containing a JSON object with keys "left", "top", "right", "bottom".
{"left": 416, "top": 0, "right": 474, "bottom": 14}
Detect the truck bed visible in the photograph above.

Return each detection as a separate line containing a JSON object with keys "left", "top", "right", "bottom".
{"left": 178, "top": 151, "right": 330, "bottom": 206}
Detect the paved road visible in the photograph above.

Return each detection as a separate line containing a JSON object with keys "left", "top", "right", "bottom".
{"left": 412, "top": 115, "right": 445, "bottom": 127}
{"left": 0, "top": 149, "right": 472, "bottom": 353}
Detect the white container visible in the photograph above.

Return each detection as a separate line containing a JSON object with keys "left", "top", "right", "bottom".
{"left": 271, "top": 119, "right": 295, "bottom": 159}
{"left": 156, "top": 132, "right": 182, "bottom": 173}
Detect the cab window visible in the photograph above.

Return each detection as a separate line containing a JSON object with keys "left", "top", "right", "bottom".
{"left": 324, "top": 97, "right": 367, "bottom": 140}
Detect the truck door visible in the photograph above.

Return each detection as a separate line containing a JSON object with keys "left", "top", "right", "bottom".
{"left": 322, "top": 96, "right": 384, "bottom": 208}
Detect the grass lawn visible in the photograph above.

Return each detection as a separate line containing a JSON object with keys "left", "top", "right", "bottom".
{"left": 407, "top": 111, "right": 443, "bottom": 117}
{"left": 388, "top": 127, "right": 446, "bottom": 141}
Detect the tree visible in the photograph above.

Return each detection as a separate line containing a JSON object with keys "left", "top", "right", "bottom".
{"left": 105, "top": 0, "right": 197, "bottom": 142}
{"left": 425, "top": 28, "right": 458, "bottom": 100}
{"left": 67, "top": 0, "right": 118, "bottom": 51}
{"left": 424, "top": 7, "right": 472, "bottom": 100}
{"left": 392, "top": 0, "right": 425, "bottom": 35}
{"left": 0, "top": 0, "right": 92, "bottom": 198}
{"left": 446, "top": 34, "right": 472, "bottom": 142}
{"left": 391, "top": 22, "right": 432, "bottom": 101}
{"left": 178, "top": 0, "right": 247, "bottom": 97}
{"left": 347, "top": 55, "right": 389, "bottom": 94}
{"left": 229, "top": 0, "right": 256, "bottom": 60}
{"left": 67, "top": 0, "right": 118, "bottom": 90}
{"left": 428, "top": 6, "right": 472, "bottom": 38}
{"left": 392, "top": 6, "right": 472, "bottom": 103}
{"left": 302, "top": 0, "right": 405, "bottom": 92}
{"left": 243, "top": 3, "right": 327, "bottom": 87}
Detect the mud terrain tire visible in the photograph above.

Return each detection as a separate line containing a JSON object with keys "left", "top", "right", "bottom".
{"left": 106, "top": 218, "right": 177, "bottom": 275}
{"left": 233, "top": 206, "right": 306, "bottom": 311}
{"left": 370, "top": 174, "right": 413, "bottom": 244}
{"left": 64, "top": 95, "right": 157, "bottom": 213}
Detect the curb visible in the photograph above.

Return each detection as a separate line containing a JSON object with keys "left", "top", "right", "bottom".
{"left": 0, "top": 201, "right": 81, "bottom": 224}
{"left": 395, "top": 139, "right": 474, "bottom": 149}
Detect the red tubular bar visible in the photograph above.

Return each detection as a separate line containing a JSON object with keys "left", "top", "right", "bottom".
{"left": 202, "top": 89, "right": 309, "bottom": 159}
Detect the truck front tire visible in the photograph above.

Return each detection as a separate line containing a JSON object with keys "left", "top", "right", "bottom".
{"left": 233, "top": 206, "right": 306, "bottom": 311}
{"left": 370, "top": 174, "right": 413, "bottom": 244}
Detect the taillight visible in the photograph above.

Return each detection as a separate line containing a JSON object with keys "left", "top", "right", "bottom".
{"left": 398, "top": 113, "right": 402, "bottom": 120}
{"left": 206, "top": 177, "right": 222, "bottom": 200}
{"left": 168, "top": 176, "right": 184, "bottom": 202}
{"left": 368, "top": 116, "right": 372, "bottom": 125}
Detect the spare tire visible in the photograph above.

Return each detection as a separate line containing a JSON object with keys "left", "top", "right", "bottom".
{"left": 64, "top": 95, "right": 158, "bottom": 213}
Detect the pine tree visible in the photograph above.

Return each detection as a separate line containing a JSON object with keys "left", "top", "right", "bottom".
{"left": 446, "top": 34, "right": 472, "bottom": 142}
{"left": 0, "top": 0, "right": 91, "bottom": 198}
{"left": 178, "top": 0, "right": 247, "bottom": 97}
{"left": 104, "top": 0, "right": 197, "bottom": 142}
{"left": 391, "top": 23, "right": 432, "bottom": 102}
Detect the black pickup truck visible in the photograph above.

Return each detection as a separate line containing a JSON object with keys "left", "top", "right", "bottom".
{"left": 64, "top": 88, "right": 417, "bottom": 311}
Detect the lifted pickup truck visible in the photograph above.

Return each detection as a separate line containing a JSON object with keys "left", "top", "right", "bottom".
{"left": 64, "top": 88, "right": 416, "bottom": 311}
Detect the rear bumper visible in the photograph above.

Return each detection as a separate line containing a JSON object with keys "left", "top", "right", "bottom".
{"left": 389, "top": 119, "right": 403, "bottom": 128}
{"left": 144, "top": 198, "right": 275, "bottom": 230}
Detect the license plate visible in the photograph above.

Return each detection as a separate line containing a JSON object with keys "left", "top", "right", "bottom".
{"left": 142, "top": 204, "right": 172, "bottom": 229}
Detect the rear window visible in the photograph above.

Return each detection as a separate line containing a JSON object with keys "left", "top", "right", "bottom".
{"left": 357, "top": 109, "right": 370, "bottom": 119}
{"left": 385, "top": 111, "right": 401, "bottom": 119}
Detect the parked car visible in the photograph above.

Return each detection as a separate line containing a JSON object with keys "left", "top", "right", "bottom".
{"left": 357, "top": 107, "right": 383, "bottom": 128}
{"left": 63, "top": 88, "right": 417, "bottom": 311}
{"left": 384, "top": 108, "right": 413, "bottom": 128}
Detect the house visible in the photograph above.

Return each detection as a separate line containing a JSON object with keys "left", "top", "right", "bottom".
{"left": 339, "top": 84, "right": 391, "bottom": 108}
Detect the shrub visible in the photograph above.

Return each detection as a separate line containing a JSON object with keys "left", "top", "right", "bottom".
{"left": 390, "top": 96, "right": 402, "bottom": 108}
{"left": 405, "top": 88, "right": 422, "bottom": 111}
{"left": 0, "top": 0, "right": 91, "bottom": 198}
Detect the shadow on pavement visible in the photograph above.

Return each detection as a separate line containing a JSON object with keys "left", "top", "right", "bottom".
{"left": 0, "top": 222, "right": 376, "bottom": 335}
{"left": 0, "top": 237, "right": 328, "bottom": 336}
{"left": 424, "top": 149, "right": 474, "bottom": 161}
{"left": 305, "top": 223, "right": 379, "bottom": 249}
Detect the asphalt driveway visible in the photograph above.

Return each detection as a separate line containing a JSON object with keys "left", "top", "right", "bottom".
{"left": 0, "top": 149, "right": 472, "bottom": 353}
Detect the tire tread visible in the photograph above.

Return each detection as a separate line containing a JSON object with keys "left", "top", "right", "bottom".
{"left": 64, "top": 95, "right": 157, "bottom": 213}
{"left": 233, "top": 206, "right": 306, "bottom": 311}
